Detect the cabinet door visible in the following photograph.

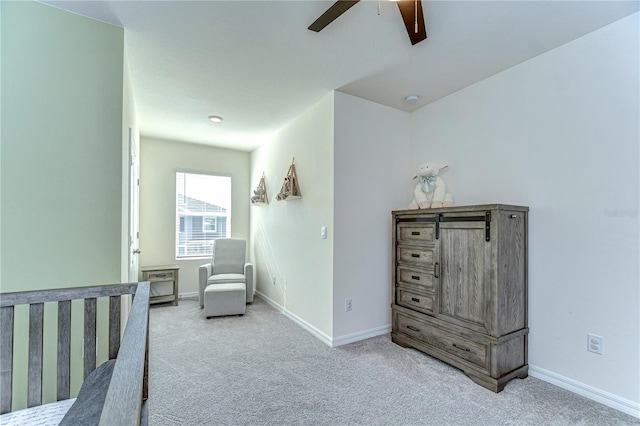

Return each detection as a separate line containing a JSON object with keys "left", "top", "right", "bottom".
{"left": 437, "top": 221, "right": 491, "bottom": 334}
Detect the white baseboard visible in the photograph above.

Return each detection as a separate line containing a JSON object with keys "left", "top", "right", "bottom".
{"left": 255, "top": 291, "right": 333, "bottom": 346}
{"left": 331, "top": 325, "right": 391, "bottom": 347}
{"left": 255, "top": 291, "right": 389, "bottom": 348}
{"left": 285, "top": 306, "right": 334, "bottom": 347}
{"left": 253, "top": 292, "right": 638, "bottom": 418}
{"left": 255, "top": 291, "right": 284, "bottom": 312}
{"left": 529, "top": 365, "right": 640, "bottom": 419}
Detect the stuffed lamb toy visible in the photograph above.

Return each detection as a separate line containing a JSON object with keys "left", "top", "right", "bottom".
{"left": 408, "top": 163, "right": 453, "bottom": 209}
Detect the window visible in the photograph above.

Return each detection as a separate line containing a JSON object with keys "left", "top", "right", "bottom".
{"left": 203, "top": 217, "right": 217, "bottom": 233}
{"left": 176, "top": 172, "right": 231, "bottom": 258}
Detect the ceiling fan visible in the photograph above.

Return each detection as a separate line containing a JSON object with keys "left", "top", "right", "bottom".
{"left": 308, "top": 0, "right": 427, "bottom": 45}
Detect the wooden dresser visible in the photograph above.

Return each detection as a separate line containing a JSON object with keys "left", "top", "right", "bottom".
{"left": 391, "top": 204, "right": 529, "bottom": 392}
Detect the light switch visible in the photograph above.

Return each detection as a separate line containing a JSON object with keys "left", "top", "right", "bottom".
{"left": 321, "top": 226, "right": 327, "bottom": 239}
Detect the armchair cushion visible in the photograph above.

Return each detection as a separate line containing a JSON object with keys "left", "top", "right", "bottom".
{"left": 211, "top": 239, "right": 246, "bottom": 275}
{"left": 207, "top": 273, "right": 245, "bottom": 285}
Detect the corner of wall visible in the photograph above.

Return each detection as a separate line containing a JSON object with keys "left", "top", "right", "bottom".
{"left": 249, "top": 93, "right": 335, "bottom": 338}
{"left": 332, "top": 92, "right": 412, "bottom": 340}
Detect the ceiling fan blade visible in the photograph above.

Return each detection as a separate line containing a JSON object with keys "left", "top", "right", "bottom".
{"left": 308, "top": 0, "right": 360, "bottom": 32}
{"left": 397, "top": 0, "right": 427, "bottom": 45}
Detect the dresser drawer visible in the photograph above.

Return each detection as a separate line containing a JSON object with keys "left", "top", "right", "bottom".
{"left": 397, "top": 245, "right": 434, "bottom": 267}
{"left": 397, "top": 266, "right": 434, "bottom": 290}
{"left": 145, "top": 270, "right": 175, "bottom": 281}
{"left": 397, "top": 223, "right": 435, "bottom": 244}
{"left": 396, "top": 312, "right": 487, "bottom": 371}
{"left": 397, "top": 287, "right": 434, "bottom": 315}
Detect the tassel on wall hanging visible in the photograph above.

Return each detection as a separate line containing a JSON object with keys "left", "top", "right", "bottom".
{"left": 250, "top": 173, "right": 268, "bottom": 205}
{"left": 276, "top": 158, "right": 302, "bottom": 201}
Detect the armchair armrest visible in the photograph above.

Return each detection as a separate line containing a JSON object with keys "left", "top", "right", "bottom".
{"left": 198, "top": 263, "right": 212, "bottom": 307}
{"left": 244, "top": 262, "right": 254, "bottom": 303}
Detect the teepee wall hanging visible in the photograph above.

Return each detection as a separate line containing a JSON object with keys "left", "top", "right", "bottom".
{"left": 276, "top": 158, "right": 302, "bottom": 201}
{"left": 250, "top": 173, "right": 268, "bottom": 205}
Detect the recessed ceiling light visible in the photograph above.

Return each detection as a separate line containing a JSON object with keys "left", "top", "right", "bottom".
{"left": 404, "top": 95, "right": 420, "bottom": 105}
{"left": 208, "top": 115, "right": 223, "bottom": 123}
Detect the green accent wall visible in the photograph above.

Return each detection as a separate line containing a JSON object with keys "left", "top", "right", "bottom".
{"left": 1, "top": 1, "right": 124, "bottom": 408}
{"left": 1, "top": 1, "right": 124, "bottom": 291}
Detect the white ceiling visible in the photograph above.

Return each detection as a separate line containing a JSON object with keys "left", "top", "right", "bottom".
{"left": 42, "top": 0, "right": 639, "bottom": 152}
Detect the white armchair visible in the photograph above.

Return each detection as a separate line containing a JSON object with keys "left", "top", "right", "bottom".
{"left": 199, "top": 238, "right": 254, "bottom": 308}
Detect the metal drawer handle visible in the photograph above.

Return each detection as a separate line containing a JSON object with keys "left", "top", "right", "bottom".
{"left": 406, "top": 325, "right": 420, "bottom": 332}
{"left": 411, "top": 253, "right": 420, "bottom": 258}
{"left": 510, "top": 214, "right": 517, "bottom": 219}
{"left": 411, "top": 231, "right": 420, "bottom": 236}
{"left": 452, "top": 343, "right": 470, "bottom": 352}
{"left": 411, "top": 297, "right": 420, "bottom": 303}
{"left": 434, "top": 262, "right": 439, "bottom": 278}
{"left": 411, "top": 275, "right": 420, "bottom": 280}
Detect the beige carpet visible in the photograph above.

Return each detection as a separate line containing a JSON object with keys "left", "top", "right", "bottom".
{"left": 148, "top": 297, "right": 638, "bottom": 425}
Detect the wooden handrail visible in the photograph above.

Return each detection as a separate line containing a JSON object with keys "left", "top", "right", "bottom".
{"left": 0, "top": 282, "right": 139, "bottom": 307}
{"left": 99, "top": 281, "right": 149, "bottom": 425}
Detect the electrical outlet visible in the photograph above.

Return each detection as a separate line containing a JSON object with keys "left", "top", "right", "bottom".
{"left": 345, "top": 298, "right": 352, "bottom": 312}
{"left": 587, "top": 333, "right": 604, "bottom": 355}
{"left": 272, "top": 276, "right": 277, "bottom": 286}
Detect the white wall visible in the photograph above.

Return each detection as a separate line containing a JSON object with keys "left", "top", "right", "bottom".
{"left": 250, "top": 93, "right": 335, "bottom": 340}
{"left": 332, "top": 92, "right": 412, "bottom": 344}
{"left": 249, "top": 92, "right": 412, "bottom": 345}
{"left": 139, "top": 137, "right": 250, "bottom": 295}
{"left": 411, "top": 13, "right": 639, "bottom": 409}
{"left": 1, "top": 1, "right": 124, "bottom": 407}
{"left": 245, "top": 11, "right": 639, "bottom": 413}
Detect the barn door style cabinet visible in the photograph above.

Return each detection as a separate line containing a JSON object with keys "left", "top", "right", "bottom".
{"left": 391, "top": 204, "right": 529, "bottom": 392}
